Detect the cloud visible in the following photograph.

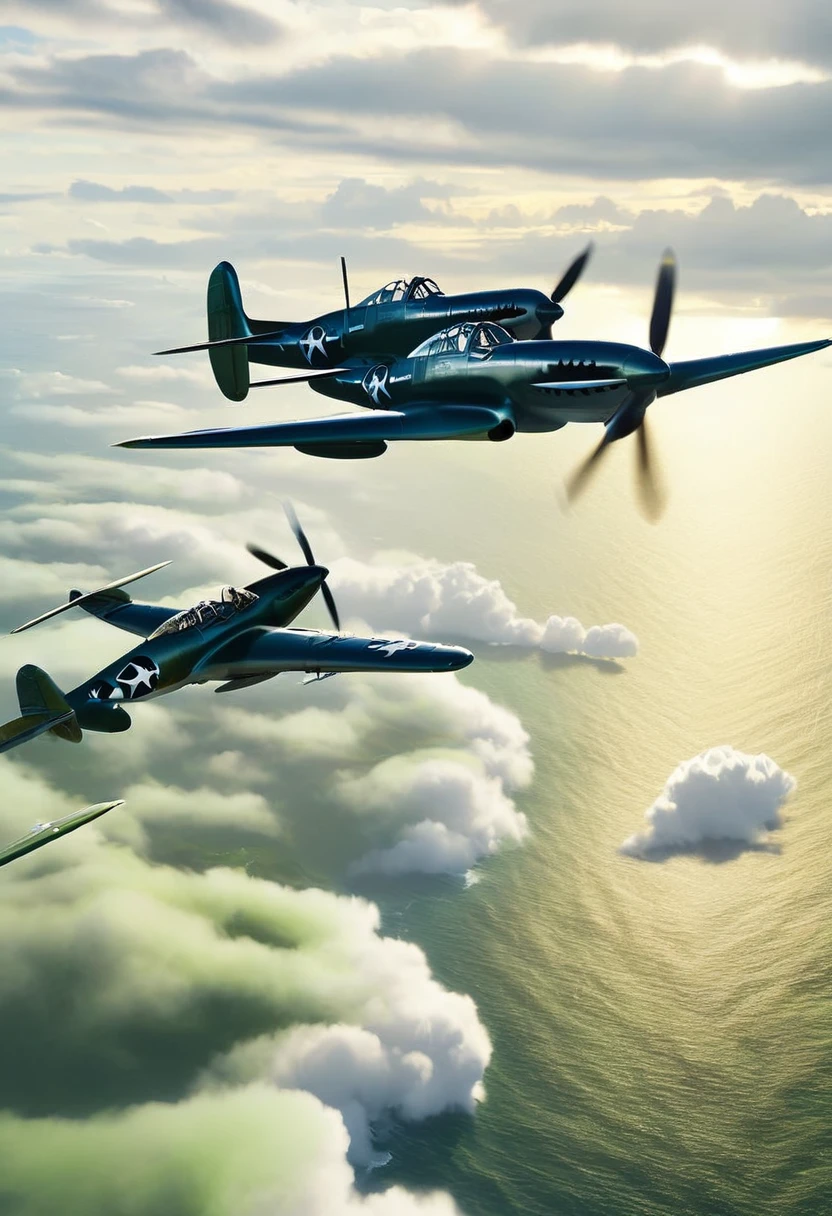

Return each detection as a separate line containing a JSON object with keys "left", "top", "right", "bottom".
{"left": 12, "top": 0, "right": 281, "bottom": 47}
{"left": 620, "top": 746, "right": 797, "bottom": 859}
{"left": 332, "top": 556, "right": 638, "bottom": 660}
{"left": 344, "top": 758, "right": 528, "bottom": 878}
{"left": 1, "top": 368, "right": 112, "bottom": 398}
{"left": 321, "top": 177, "right": 464, "bottom": 230}
{"left": 69, "top": 179, "right": 174, "bottom": 204}
{"left": 121, "top": 779, "right": 277, "bottom": 835}
{"left": 0, "top": 764, "right": 490, "bottom": 1183}
{"left": 213, "top": 672, "right": 533, "bottom": 878}
{"left": 0, "top": 1085, "right": 465, "bottom": 1216}
{"left": 7, "top": 44, "right": 832, "bottom": 189}
{"left": 466, "top": 0, "right": 832, "bottom": 70}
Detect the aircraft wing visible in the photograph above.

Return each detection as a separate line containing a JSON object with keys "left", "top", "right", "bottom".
{"left": 68, "top": 588, "right": 179, "bottom": 638}
{"left": 116, "top": 405, "right": 510, "bottom": 456}
{"left": 196, "top": 627, "right": 473, "bottom": 680}
{"left": 659, "top": 337, "right": 831, "bottom": 397}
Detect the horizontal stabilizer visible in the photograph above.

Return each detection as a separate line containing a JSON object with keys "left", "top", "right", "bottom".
{"left": 660, "top": 337, "right": 831, "bottom": 396}
{"left": 0, "top": 664, "right": 80, "bottom": 754}
{"left": 116, "top": 405, "right": 508, "bottom": 452}
{"left": 250, "top": 367, "right": 352, "bottom": 388}
{"left": 0, "top": 710, "right": 75, "bottom": 754}
{"left": 12, "top": 562, "right": 171, "bottom": 634}
{"left": 154, "top": 329, "right": 286, "bottom": 356}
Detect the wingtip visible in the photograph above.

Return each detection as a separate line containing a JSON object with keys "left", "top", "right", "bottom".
{"left": 112, "top": 436, "right": 153, "bottom": 449}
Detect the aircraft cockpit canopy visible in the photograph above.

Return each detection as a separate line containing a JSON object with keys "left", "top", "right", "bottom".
{"left": 409, "top": 322, "right": 513, "bottom": 359}
{"left": 149, "top": 586, "right": 258, "bottom": 639}
{"left": 357, "top": 277, "right": 444, "bottom": 307}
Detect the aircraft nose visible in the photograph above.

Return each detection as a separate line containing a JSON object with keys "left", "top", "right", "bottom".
{"left": 537, "top": 301, "right": 564, "bottom": 327}
{"left": 303, "top": 564, "right": 328, "bottom": 587}
{"left": 446, "top": 646, "right": 474, "bottom": 671}
{"left": 625, "top": 349, "right": 670, "bottom": 387}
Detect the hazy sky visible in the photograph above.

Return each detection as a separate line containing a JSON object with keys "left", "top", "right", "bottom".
{"left": 0, "top": 3, "right": 830, "bottom": 1214}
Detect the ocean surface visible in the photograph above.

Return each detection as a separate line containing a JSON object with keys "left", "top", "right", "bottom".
{"left": 329, "top": 354, "right": 832, "bottom": 1215}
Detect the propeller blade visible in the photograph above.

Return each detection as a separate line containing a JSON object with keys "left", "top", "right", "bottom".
{"left": 283, "top": 501, "right": 342, "bottom": 631}
{"left": 565, "top": 432, "right": 612, "bottom": 504}
{"left": 11, "top": 561, "right": 172, "bottom": 635}
{"left": 340, "top": 256, "right": 351, "bottom": 310}
{"left": 634, "top": 419, "right": 667, "bottom": 522}
{"left": 284, "top": 501, "right": 315, "bottom": 567}
{"left": 321, "top": 581, "right": 341, "bottom": 633}
{"left": 246, "top": 543, "right": 288, "bottom": 572}
{"left": 649, "top": 249, "right": 676, "bottom": 358}
{"left": 552, "top": 243, "right": 593, "bottom": 305}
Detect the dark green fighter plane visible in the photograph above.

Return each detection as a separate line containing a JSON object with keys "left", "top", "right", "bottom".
{"left": 153, "top": 249, "right": 592, "bottom": 401}
{"left": 121, "top": 252, "right": 831, "bottom": 514}
{"left": 0, "top": 510, "right": 473, "bottom": 756}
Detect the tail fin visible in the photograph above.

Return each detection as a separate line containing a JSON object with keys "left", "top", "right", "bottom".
{"left": 0, "top": 665, "right": 81, "bottom": 754}
{"left": 207, "top": 262, "right": 251, "bottom": 402}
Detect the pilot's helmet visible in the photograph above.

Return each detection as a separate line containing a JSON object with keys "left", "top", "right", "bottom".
{"left": 222, "top": 586, "right": 251, "bottom": 610}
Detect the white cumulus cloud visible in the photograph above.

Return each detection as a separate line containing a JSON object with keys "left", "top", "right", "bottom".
{"left": 620, "top": 746, "right": 797, "bottom": 858}
{"left": 332, "top": 557, "right": 638, "bottom": 660}
{"left": 0, "top": 763, "right": 488, "bottom": 1211}
{"left": 220, "top": 673, "right": 532, "bottom": 878}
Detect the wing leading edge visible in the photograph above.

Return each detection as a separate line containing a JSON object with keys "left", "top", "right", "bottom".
{"left": 660, "top": 337, "right": 831, "bottom": 397}
{"left": 115, "top": 405, "right": 510, "bottom": 452}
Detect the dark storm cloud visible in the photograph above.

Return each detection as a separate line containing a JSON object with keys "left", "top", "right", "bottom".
{"left": 5, "top": 46, "right": 832, "bottom": 188}
{"left": 464, "top": 0, "right": 832, "bottom": 70}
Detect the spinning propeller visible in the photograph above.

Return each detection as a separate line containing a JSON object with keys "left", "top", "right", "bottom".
{"left": 535, "top": 244, "right": 594, "bottom": 339}
{"left": 247, "top": 502, "right": 341, "bottom": 631}
{"left": 566, "top": 249, "right": 675, "bottom": 520}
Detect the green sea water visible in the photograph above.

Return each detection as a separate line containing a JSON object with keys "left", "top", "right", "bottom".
{"left": 336, "top": 357, "right": 832, "bottom": 1215}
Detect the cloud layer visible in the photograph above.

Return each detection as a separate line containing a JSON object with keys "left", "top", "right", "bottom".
{"left": 0, "top": 762, "right": 488, "bottom": 1210}
{"left": 333, "top": 557, "right": 638, "bottom": 660}
{"left": 620, "top": 746, "right": 797, "bottom": 858}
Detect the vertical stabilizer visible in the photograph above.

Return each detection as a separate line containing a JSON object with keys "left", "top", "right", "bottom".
{"left": 207, "top": 262, "right": 251, "bottom": 401}
{"left": 0, "top": 665, "right": 82, "bottom": 753}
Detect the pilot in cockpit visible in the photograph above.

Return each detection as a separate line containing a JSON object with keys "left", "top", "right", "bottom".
{"left": 220, "top": 586, "right": 258, "bottom": 612}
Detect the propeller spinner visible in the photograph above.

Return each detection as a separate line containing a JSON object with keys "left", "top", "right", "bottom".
{"left": 247, "top": 502, "right": 341, "bottom": 631}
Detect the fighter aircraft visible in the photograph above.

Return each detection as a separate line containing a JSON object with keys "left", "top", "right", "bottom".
{"left": 121, "top": 252, "right": 831, "bottom": 516}
{"left": 0, "top": 508, "right": 473, "bottom": 756}
{"left": 153, "top": 249, "right": 592, "bottom": 401}
{"left": 0, "top": 800, "right": 124, "bottom": 869}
